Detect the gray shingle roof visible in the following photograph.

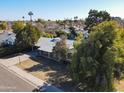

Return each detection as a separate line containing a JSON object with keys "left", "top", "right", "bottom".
{"left": 0, "top": 32, "right": 16, "bottom": 45}
{"left": 35, "top": 37, "right": 74, "bottom": 53}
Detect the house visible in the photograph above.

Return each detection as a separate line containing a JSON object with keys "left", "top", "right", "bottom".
{"left": 62, "top": 28, "right": 70, "bottom": 34}
{"left": 46, "top": 22, "right": 60, "bottom": 30}
{"left": 83, "top": 30, "right": 89, "bottom": 39}
{"left": 35, "top": 37, "right": 74, "bottom": 62}
{"left": 0, "top": 32, "right": 16, "bottom": 46}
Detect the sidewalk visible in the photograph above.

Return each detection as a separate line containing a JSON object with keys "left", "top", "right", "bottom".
{"left": 9, "top": 66, "right": 45, "bottom": 86}
{"left": 0, "top": 54, "right": 30, "bottom": 67}
{"left": 0, "top": 53, "right": 63, "bottom": 92}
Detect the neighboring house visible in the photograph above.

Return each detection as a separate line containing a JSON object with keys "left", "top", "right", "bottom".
{"left": 62, "top": 29, "right": 70, "bottom": 34}
{"left": 0, "top": 32, "right": 16, "bottom": 46}
{"left": 7, "top": 21, "right": 13, "bottom": 31}
{"left": 46, "top": 22, "right": 60, "bottom": 30}
{"left": 45, "top": 21, "right": 65, "bottom": 31}
{"left": 35, "top": 37, "right": 74, "bottom": 62}
{"left": 83, "top": 30, "right": 89, "bottom": 39}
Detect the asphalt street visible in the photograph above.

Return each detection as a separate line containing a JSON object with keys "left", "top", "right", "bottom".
{"left": 0, "top": 65, "right": 35, "bottom": 92}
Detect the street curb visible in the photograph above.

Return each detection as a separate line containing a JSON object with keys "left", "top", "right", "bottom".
{"left": 0, "top": 62, "right": 38, "bottom": 89}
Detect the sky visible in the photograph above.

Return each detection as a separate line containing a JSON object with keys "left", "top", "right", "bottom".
{"left": 0, "top": 0, "right": 124, "bottom": 21}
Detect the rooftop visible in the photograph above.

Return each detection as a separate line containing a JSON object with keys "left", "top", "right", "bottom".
{"left": 0, "top": 32, "right": 16, "bottom": 45}
{"left": 35, "top": 37, "right": 74, "bottom": 53}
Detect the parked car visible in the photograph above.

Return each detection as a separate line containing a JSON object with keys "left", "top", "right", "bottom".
{"left": 33, "top": 82, "right": 63, "bottom": 92}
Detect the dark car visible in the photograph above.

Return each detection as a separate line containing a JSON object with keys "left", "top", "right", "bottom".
{"left": 33, "top": 82, "right": 63, "bottom": 92}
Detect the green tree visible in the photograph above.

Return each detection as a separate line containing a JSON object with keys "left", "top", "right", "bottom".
{"left": 53, "top": 36, "right": 67, "bottom": 62}
{"left": 0, "top": 21, "right": 7, "bottom": 30}
{"left": 69, "top": 27, "right": 77, "bottom": 39}
{"left": 85, "top": 9, "right": 111, "bottom": 32}
{"left": 55, "top": 30, "right": 68, "bottom": 37}
{"left": 70, "top": 21, "right": 124, "bottom": 92}
{"left": 37, "top": 19, "right": 46, "bottom": 25}
{"left": 15, "top": 23, "right": 41, "bottom": 50}
{"left": 73, "top": 32, "right": 83, "bottom": 48}
{"left": 12, "top": 21, "right": 25, "bottom": 33}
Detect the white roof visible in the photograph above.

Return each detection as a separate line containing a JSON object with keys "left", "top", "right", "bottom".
{"left": 62, "top": 29, "right": 70, "bottom": 33}
{"left": 35, "top": 37, "right": 74, "bottom": 53}
{"left": 0, "top": 32, "right": 16, "bottom": 45}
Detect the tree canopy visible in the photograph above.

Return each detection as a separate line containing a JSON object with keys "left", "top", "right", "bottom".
{"left": 69, "top": 27, "right": 77, "bottom": 39}
{"left": 53, "top": 36, "right": 67, "bottom": 62}
{"left": 0, "top": 21, "right": 7, "bottom": 30}
{"left": 12, "top": 21, "right": 25, "bottom": 33}
{"left": 14, "top": 23, "right": 41, "bottom": 50}
{"left": 85, "top": 9, "right": 111, "bottom": 32}
{"left": 70, "top": 21, "right": 124, "bottom": 92}
{"left": 73, "top": 32, "right": 83, "bottom": 48}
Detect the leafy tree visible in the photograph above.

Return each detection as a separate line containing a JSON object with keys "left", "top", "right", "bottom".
{"left": 73, "top": 32, "right": 83, "bottom": 48}
{"left": 70, "top": 21, "right": 124, "bottom": 92}
{"left": 41, "top": 32, "right": 55, "bottom": 38}
{"left": 12, "top": 21, "right": 25, "bottom": 33}
{"left": 56, "top": 20, "right": 63, "bottom": 25}
{"left": 74, "top": 16, "right": 78, "bottom": 23}
{"left": 37, "top": 19, "right": 46, "bottom": 23}
{"left": 53, "top": 36, "right": 67, "bottom": 62}
{"left": 85, "top": 9, "right": 111, "bottom": 32}
{"left": 0, "top": 23, "right": 41, "bottom": 57}
{"left": 55, "top": 30, "right": 68, "bottom": 37}
{"left": 69, "top": 27, "right": 77, "bottom": 39}
{"left": 0, "top": 21, "right": 7, "bottom": 30}
{"left": 15, "top": 23, "right": 41, "bottom": 50}
{"left": 112, "top": 17, "right": 124, "bottom": 27}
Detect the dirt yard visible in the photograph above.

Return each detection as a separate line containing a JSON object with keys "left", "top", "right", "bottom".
{"left": 16, "top": 56, "right": 124, "bottom": 92}
{"left": 16, "top": 57, "right": 76, "bottom": 92}
{"left": 114, "top": 79, "right": 124, "bottom": 92}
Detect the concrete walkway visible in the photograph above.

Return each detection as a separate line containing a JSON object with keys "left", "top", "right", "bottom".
{"left": 0, "top": 54, "right": 30, "bottom": 67}
{"left": 0, "top": 52, "right": 63, "bottom": 92}
{"left": 9, "top": 66, "right": 45, "bottom": 86}
{"left": 0, "top": 64, "right": 35, "bottom": 92}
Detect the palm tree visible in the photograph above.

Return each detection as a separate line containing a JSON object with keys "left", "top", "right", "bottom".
{"left": 28, "top": 11, "right": 33, "bottom": 22}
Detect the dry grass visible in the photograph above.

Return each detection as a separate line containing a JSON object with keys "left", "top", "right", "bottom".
{"left": 16, "top": 58, "right": 76, "bottom": 92}
{"left": 114, "top": 79, "right": 124, "bottom": 92}
{"left": 16, "top": 59, "right": 57, "bottom": 81}
{"left": 16, "top": 58, "right": 124, "bottom": 92}
{"left": 16, "top": 59, "right": 38, "bottom": 69}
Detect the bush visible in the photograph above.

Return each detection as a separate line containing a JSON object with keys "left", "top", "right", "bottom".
{"left": 0, "top": 45, "right": 33, "bottom": 58}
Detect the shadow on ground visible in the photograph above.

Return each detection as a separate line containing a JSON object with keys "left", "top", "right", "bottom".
{"left": 24, "top": 52, "right": 78, "bottom": 92}
{"left": 1, "top": 51, "right": 79, "bottom": 92}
